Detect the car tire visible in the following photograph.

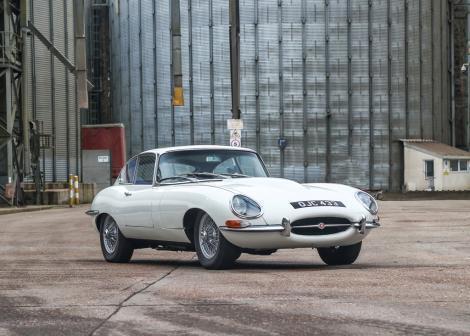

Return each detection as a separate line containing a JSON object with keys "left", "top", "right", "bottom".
{"left": 194, "top": 212, "right": 241, "bottom": 270}
{"left": 317, "top": 241, "right": 362, "bottom": 266}
{"left": 99, "top": 215, "right": 134, "bottom": 263}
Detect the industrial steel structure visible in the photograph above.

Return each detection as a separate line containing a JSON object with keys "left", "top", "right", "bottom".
{"left": 107, "top": 0, "right": 455, "bottom": 192}
{"left": 0, "top": 0, "right": 86, "bottom": 205}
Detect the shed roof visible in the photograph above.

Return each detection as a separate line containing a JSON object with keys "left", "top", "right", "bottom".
{"left": 401, "top": 139, "right": 470, "bottom": 159}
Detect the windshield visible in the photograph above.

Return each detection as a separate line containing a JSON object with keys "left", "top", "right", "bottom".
{"left": 157, "top": 149, "right": 268, "bottom": 182}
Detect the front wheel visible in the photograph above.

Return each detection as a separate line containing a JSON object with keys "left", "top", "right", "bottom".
{"left": 194, "top": 213, "right": 241, "bottom": 270}
{"left": 99, "top": 215, "right": 134, "bottom": 263}
{"left": 317, "top": 241, "right": 362, "bottom": 266}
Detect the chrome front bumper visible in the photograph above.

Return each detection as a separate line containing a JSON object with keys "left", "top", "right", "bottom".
{"left": 219, "top": 217, "right": 381, "bottom": 236}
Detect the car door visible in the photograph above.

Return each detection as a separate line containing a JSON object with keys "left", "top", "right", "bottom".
{"left": 115, "top": 154, "right": 156, "bottom": 228}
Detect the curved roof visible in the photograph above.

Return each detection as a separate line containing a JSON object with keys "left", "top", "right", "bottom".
{"left": 142, "top": 145, "right": 257, "bottom": 156}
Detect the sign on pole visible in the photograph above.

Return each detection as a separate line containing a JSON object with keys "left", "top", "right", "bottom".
{"left": 227, "top": 119, "right": 243, "bottom": 147}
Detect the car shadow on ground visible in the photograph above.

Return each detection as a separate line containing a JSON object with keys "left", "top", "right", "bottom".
{"left": 77, "top": 258, "right": 380, "bottom": 271}
{"left": 77, "top": 257, "right": 443, "bottom": 271}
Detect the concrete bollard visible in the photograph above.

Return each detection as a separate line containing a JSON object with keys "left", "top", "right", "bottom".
{"left": 74, "top": 175, "right": 80, "bottom": 205}
{"left": 69, "top": 175, "right": 74, "bottom": 208}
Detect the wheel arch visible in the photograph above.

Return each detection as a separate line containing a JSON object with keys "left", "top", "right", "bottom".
{"left": 95, "top": 213, "right": 110, "bottom": 232}
{"left": 182, "top": 208, "right": 205, "bottom": 244}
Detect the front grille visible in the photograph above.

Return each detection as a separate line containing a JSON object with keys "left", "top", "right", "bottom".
{"left": 291, "top": 217, "right": 351, "bottom": 236}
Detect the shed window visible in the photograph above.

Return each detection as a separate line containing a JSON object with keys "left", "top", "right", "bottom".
{"left": 449, "top": 159, "right": 468, "bottom": 172}
{"left": 460, "top": 160, "right": 468, "bottom": 171}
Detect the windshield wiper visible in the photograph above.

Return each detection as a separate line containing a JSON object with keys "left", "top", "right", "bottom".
{"left": 158, "top": 176, "right": 197, "bottom": 184}
{"left": 181, "top": 172, "right": 228, "bottom": 179}
{"left": 220, "top": 173, "right": 249, "bottom": 178}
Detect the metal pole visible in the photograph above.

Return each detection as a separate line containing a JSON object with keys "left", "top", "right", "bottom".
{"left": 278, "top": 0, "right": 284, "bottom": 177}
{"left": 188, "top": 0, "right": 194, "bottom": 145}
{"left": 387, "top": 0, "right": 392, "bottom": 191}
{"left": 139, "top": 0, "right": 144, "bottom": 151}
{"left": 347, "top": 0, "right": 353, "bottom": 157}
{"left": 209, "top": 0, "right": 215, "bottom": 144}
{"left": 404, "top": 0, "right": 409, "bottom": 139}
{"left": 368, "top": 0, "right": 374, "bottom": 190}
{"left": 325, "top": 0, "right": 331, "bottom": 183}
{"left": 450, "top": 1, "right": 455, "bottom": 147}
{"left": 152, "top": 0, "right": 158, "bottom": 148}
{"left": 301, "top": 0, "right": 308, "bottom": 182}
{"left": 254, "top": 0, "right": 260, "bottom": 153}
{"left": 229, "top": 0, "right": 240, "bottom": 120}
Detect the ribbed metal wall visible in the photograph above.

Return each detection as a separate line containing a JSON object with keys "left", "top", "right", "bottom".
{"left": 25, "top": 0, "right": 79, "bottom": 182}
{"left": 109, "top": 0, "right": 452, "bottom": 191}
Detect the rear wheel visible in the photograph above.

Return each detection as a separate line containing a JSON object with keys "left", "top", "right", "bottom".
{"left": 194, "top": 213, "right": 240, "bottom": 270}
{"left": 317, "top": 241, "right": 362, "bottom": 266}
{"left": 99, "top": 215, "right": 134, "bottom": 263}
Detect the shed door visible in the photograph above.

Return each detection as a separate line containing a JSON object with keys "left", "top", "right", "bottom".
{"left": 424, "top": 160, "right": 435, "bottom": 190}
{"left": 425, "top": 160, "right": 434, "bottom": 178}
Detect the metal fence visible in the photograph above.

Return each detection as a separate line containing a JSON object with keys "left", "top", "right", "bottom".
{"left": 109, "top": 0, "right": 452, "bottom": 191}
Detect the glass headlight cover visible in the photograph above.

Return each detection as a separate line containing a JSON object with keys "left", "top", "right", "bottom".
{"left": 231, "top": 195, "right": 262, "bottom": 219}
{"left": 355, "top": 191, "right": 378, "bottom": 215}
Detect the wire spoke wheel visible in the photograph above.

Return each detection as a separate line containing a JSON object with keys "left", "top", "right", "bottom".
{"left": 198, "top": 214, "right": 220, "bottom": 259}
{"left": 102, "top": 217, "right": 119, "bottom": 254}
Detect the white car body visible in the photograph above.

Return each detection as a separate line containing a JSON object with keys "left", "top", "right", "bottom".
{"left": 88, "top": 145, "right": 380, "bottom": 264}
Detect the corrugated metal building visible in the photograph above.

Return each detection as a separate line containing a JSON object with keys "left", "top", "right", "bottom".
{"left": 25, "top": 0, "right": 80, "bottom": 182}
{"left": 108, "top": 0, "right": 454, "bottom": 191}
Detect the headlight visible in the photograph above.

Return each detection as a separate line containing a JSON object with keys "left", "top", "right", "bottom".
{"left": 355, "top": 191, "right": 378, "bottom": 215}
{"left": 231, "top": 195, "right": 262, "bottom": 219}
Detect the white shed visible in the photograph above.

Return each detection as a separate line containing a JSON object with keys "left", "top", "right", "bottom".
{"left": 402, "top": 140, "right": 470, "bottom": 191}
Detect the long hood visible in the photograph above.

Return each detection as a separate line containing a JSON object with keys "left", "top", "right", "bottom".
{"left": 204, "top": 177, "right": 366, "bottom": 224}
{"left": 212, "top": 178, "right": 344, "bottom": 202}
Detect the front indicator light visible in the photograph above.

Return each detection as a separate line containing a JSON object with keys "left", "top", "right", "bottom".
{"left": 225, "top": 220, "right": 251, "bottom": 229}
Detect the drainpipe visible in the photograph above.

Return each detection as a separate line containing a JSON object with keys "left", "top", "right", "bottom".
{"left": 467, "top": 2, "right": 470, "bottom": 150}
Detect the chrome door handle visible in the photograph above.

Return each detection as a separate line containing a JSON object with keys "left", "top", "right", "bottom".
{"left": 124, "top": 192, "right": 132, "bottom": 197}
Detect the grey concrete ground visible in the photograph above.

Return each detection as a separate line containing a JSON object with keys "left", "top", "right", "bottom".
{"left": 0, "top": 201, "right": 469, "bottom": 335}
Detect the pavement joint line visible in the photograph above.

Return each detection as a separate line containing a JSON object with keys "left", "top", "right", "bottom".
{"left": 87, "top": 265, "right": 179, "bottom": 336}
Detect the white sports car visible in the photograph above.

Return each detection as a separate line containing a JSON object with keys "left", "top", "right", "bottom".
{"left": 86, "top": 145, "right": 380, "bottom": 269}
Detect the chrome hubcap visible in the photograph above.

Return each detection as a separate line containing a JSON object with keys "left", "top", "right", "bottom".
{"left": 199, "top": 214, "right": 220, "bottom": 259}
{"left": 103, "top": 217, "right": 119, "bottom": 254}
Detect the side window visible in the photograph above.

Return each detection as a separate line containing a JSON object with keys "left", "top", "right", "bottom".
{"left": 126, "top": 157, "right": 138, "bottom": 184}
{"left": 135, "top": 154, "right": 156, "bottom": 185}
{"left": 117, "top": 166, "right": 127, "bottom": 184}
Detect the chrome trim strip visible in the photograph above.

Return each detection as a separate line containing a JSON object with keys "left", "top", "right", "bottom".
{"left": 85, "top": 210, "right": 99, "bottom": 217}
{"left": 219, "top": 225, "right": 284, "bottom": 232}
{"left": 292, "top": 223, "right": 351, "bottom": 229}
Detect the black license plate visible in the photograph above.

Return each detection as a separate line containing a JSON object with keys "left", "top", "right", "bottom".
{"left": 290, "top": 200, "right": 346, "bottom": 209}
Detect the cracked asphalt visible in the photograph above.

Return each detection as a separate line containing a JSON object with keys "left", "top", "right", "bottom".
{"left": 0, "top": 200, "right": 470, "bottom": 335}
